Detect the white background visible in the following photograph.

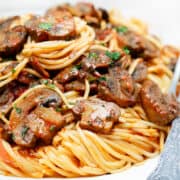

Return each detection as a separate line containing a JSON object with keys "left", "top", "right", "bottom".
{"left": 0, "top": 0, "right": 179, "bottom": 179}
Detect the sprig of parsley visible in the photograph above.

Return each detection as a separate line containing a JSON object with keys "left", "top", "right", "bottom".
{"left": 42, "top": 79, "right": 49, "bottom": 85}
{"left": 105, "top": 51, "right": 121, "bottom": 61}
{"left": 13, "top": 104, "right": 22, "bottom": 114}
{"left": 88, "top": 52, "right": 98, "bottom": 59}
{"left": 21, "top": 126, "right": 29, "bottom": 138}
{"left": 98, "top": 76, "right": 107, "bottom": 82}
{"left": 115, "top": 26, "right": 128, "bottom": 33}
{"left": 11, "top": 68, "right": 16, "bottom": 74}
{"left": 50, "top": 125, "right": 56, "bottom": 132}
{"left": 42, "top": 79, "right": 56, "bottom": 89}
{"left": 55, "top": 107, "right": 62, "bottom": 112}
{"left": 123, "top": 47, "right": 130, "bottom": 54}
{"left": 39, "top": 22, "right": 52, "bottom": 31}
{"left": 47, "top": 83, "right": 56, "bottom": 89}
{"left": 73, "top": 63, "right": 82, "bottom": 70}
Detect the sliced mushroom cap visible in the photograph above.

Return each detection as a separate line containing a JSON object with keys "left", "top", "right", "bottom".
{"left": 54, "top": 65, "right": 86, "bottom": 84}
{"left": 116, "top": 27, "right": 160, "bottom": 59}
{"left": 140, "top": 80, "right": 179, "bottom": 125}
{"left": 98, "top": 67, "right": 139, "bottom": 107}
{"left": 0, "top": 16, "right": 20, "bottom": 32}
{"left": 17, "top": 70, "right": 37, "bottom": 85}
{"left": 0, "top": 87, "right": 14, "bottom": 113}
{"left": 46, "top": 3, "right": 107, "bottom": 27}
{"left": 0, "top": 25, "right": 27, "bottom": 57}
{"left": 73, "top": 98, "right": 121, "bottom": 133}
{"left": 25, "top": 10, "right": 75, "bottom": 42}
{"left": 132, "top": 62, "right": 147, "bottom": 83}
{"left": 0, "top": 82, "right": 27, "bottom": 113}
{"left": 81, "top": 49, "right": 112, "bottom": 72}
{"left": 9, "top": 87, "right": 64, "bottom": 147}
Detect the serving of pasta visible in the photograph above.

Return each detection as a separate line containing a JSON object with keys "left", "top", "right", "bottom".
{"left": 0, "top": 2, "right": 179, "bottom": 178}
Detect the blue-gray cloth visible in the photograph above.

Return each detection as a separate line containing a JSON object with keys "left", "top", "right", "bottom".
{"left": 148, "top": 117, "right": 180, "bottom": 180}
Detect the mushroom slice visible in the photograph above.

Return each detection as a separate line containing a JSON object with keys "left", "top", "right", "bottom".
{"left": 9, "top": 87, "right": 64, "bottom": 147}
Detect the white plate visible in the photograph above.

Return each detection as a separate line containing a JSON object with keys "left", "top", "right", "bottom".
{"left": 0, "top": 0, "right": 179, "bottom": 179}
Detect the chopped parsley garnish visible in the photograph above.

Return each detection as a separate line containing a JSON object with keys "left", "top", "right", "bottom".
{"left": 13, "top": 104, "right": 22, "bottom": 114}
{"left": 55, "top": 107, "right": 62, "bottom": 112}
{"left": 69, "top": 102, "right": 75, "bottom": 105}
{"left": 48, "top": 84, "right": 55, "bottom": 89}
{"left": 21, "top": 126, "right": 29, "bottom": 138}
{"left": 39, "top": 22, "right": 52, "bottom": 31}
{"left": 11, "top": 133, "right": 15, "bottom": 141}
{"left": 74, "top": 63, "right": 82, "bottom": 70}
{"left": 88, "top": 76, "right": 97, "bottom": 83}
{"left": 42, "top": 79, "right": 56, "bottom": 89}
{"left": 123, "top": 47, "right": 130, "bottom": 54}
{"left": 100, "top": 42, "right": 106, "bottom": 46}
{"left": 50, "top": 125, "right": 56, "bottom": 132}
{"left": 88, "top": 52, "right": 98, "bottom": 59}
{"left": 30, "top": 83, "right": 37, "bottom": 88}
{"left": 98, "top": 76, "right": 107, "bottom": 82}
{"left": 47, "top": 83, "right": 56, "bottom": 89}
{"left": 42, "top": 79, "right": 49, "bottom": 85}
{"left": 11, "top": 68, "right": 16, "bottom": 74}
{"left": 115, "top": 26, "right": 128, "bottom": 33}
{"left": 105, "top": 51, "right": 120, "bottom": 61}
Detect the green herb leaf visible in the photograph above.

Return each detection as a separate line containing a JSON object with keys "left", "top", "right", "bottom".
{"left": 42, "top": 79, "right": 49, "bottom": 85}
{"left": 39, "top": 22, "right": 52, "bottom": 31}
{"left": 115, "top": 26, "right": 128, "bottom": 33}
{"left": 105, "top": 51, "right": 120, "bottom": 61}
{"left": 88, "top": 76, "right": 97, "bottom": 83}
{"left": 74, "top": 63, "right": 82, "bottom": 70}
{"left": 11, "top": 68, "right": 16, "bottom": 74}
{"left": 100, "top": 42, "right": 105, "bottom": 46}
{"left": 69, "top": 102, "right": 75, "bottom": 105}
{"left": 123, "top": 47, "right": 130, "bottom": 54}
{"left": 13, "top": 104, "right": 22, "bottom": 114}
{"left": 55, "top": 107, "right": 62, "bottom": 112}
{"left": 11, "top": 133, "right": 15, "bottom": 141}
{"left": 42, "top": 80, "right": 56, "bottom": 89}
{"left": 50, "top": 125, "right": 56, "bottom": 132}
{"left": 88, "top": 52, "right": 98, "bottom": 59}
{"left": 30, "top": 83, "right": 37, "bottom": 88}
{"left": 21, "top": 126, "right": 29, "bottom": 138}
{"left": 98, "top": 76, "right": 107, "bottom": 82}
{"left": 47, "top": 83, "right": 56, "bottom": 89}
